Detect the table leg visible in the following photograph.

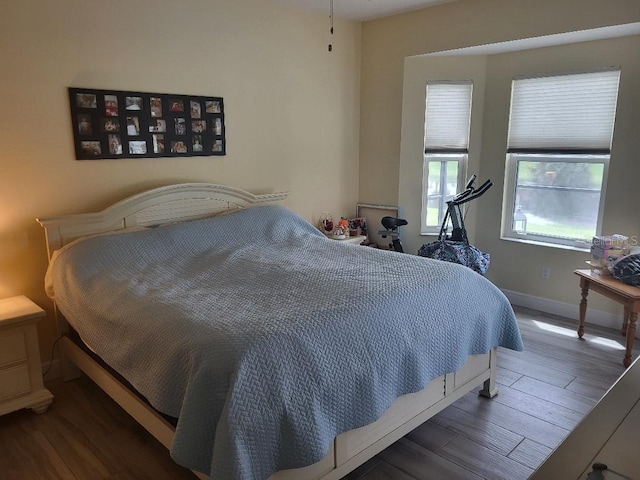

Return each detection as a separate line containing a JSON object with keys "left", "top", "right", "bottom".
{"left": 622, "top": 306, "right": 630, "bottom": 337}
{"left": 623, "top": 311, "right": 637, "bottom": 368}
{"left": 578, "top": 282, "right": 589, "bottom": 339}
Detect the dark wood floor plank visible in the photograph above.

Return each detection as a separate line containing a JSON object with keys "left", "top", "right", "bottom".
{"left": 403, "top": 418, "right": 457, "bottom": 452}
{"left": 499, "top": 341, "right": 625, "bottom": 392}
{"left": 515, "top": 337, "right": 627, "bottom": 379}
{"left": 342, "top": 458, "right": 382, "bottom": 480}
{"left": 452, "top": 392, "right": 569, "bottom": 449}
{"left": 564, "top": 374, "right": 615, "bottom": 401}
{"left": 511, "top": 307, "right": 638, "bottom": 358}
{"left": 377, "top": 438, "right": 483, "bottom": 480}
{"left": 30, "top": 429, "right": 78, "bottom": 480}
{"left": 510, "top": 376, "right": 595, "bottom": 415}
{"left": 0, "top": 412, "right": 79, "bottom": 480}
{"left": 0, "top": 377, "right": 197, "bottom": 480}
{"left": 494, "top": 365, "right": 522, "bottom": 387}
{"left": 507, "top": 438, "right": 552, "bottom": 471}
{"left": 358, "top": 460, "right": 416, "bottom": 480}
{"left": 427, "top": 404, "right": 524, "bottom": 455}
{"left": 496, "top": 348, "right": 576, "bottom": 388}
{"left": 34, "top": 409, "right": 115, "bottom": 479}
{"left": 506, "top": 316, "right": 637, "bottom": 381}
{"left": 437, "top": 434, "right": 533, "bottom": 480}
{"left": 493, "top": 384, "right": 586, "bottom": 430}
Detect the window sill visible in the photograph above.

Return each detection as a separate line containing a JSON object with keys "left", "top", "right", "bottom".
{"left": 500, "top": 235, "right": 590, "bottom": 253}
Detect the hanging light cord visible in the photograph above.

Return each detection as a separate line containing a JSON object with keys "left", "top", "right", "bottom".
{"left": 328, "top": 0, "right": 334, "bottom": 52}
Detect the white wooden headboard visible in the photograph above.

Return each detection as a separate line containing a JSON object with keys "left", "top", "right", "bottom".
{"left": 37, "top": 183, "right": 290, "bottom": 259}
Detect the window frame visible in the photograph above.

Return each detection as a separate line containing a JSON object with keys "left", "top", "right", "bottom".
{"left": 502, "top": 153, "right": 610, "bottom": 249}
{"left": 421, "top": 154, "right": 466, "bottom": 234}
{"left": 501, "top": 68, "right": 620, "bottom": 249}
{"left": 421, "top": 81, "right": 473, "bottom": 235}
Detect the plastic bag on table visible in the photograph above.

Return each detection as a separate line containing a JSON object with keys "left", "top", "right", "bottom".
{"left": 609, "top": 253, "right": 640, "bottom": 286}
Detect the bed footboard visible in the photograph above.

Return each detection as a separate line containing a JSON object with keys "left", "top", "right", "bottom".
{"left": 446, "top": 348, "right": 498, "bottom": 398}
{"left": 272, "top": 348, "right": 497, "bottom": 480}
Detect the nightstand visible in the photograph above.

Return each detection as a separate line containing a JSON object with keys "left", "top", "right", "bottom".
{"left": 331, "top": 235, "right": 366, "bottom": 245}
{"left": 0, "top": 296, "right": 53, "bottom": 415}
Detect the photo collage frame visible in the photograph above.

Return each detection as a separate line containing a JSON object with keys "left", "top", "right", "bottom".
{"left": 69, "top": 87, "right": 225, "bottom": 160}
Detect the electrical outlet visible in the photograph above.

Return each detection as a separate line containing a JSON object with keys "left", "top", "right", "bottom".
{"left": 541, "top": 265, "right": 551, "bottom": 279}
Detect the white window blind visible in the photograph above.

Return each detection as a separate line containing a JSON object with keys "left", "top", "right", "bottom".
{"left": 424, "top": 82, "right": 473, "bottom": 152}
{"left": 508, "top": 69, "right": 620, "bottom": 152}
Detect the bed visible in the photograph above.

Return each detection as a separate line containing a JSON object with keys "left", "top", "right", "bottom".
{"left": 37, "top": 183, "right": 523, "bottom": 480}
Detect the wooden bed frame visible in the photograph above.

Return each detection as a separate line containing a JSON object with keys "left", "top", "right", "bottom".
{"left": 37, "top": 183, "right": 499, "bottom": 480}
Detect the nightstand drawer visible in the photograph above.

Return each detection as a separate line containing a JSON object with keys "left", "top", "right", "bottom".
{"left": 0, "top": 364, "right": 31, "bottom": 400}
{"left": 0, "top": 330, "right": 27, "bottom": 366}
{"left": 0, "top": 296, "right": 53, "bottom": 415}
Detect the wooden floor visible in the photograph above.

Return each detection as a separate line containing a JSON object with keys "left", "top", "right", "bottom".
{"left": 0, "top": 306, "right": 637, "bottom": 480}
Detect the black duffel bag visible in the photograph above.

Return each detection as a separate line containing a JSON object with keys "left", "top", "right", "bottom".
{"left": 418, "top": 239, "right": 490, "bottom": 275}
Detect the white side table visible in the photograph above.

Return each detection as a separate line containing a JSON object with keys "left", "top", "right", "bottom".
{"left": 0, "top": 296, "right": 53, "bottom": 415}
{"left": 330, "top": 235, "right": 367, "bottom": 245}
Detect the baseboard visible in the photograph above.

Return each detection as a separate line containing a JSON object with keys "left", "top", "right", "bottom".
{"left": 501, "top": 289, "right": 625, "bottom": 332}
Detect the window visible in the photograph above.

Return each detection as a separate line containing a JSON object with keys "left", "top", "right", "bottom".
{"left": 421, "top": 82, "right": 472, "bottom": 234}
{"left": 502, "top": 69, "right": 620, "bottom": 248}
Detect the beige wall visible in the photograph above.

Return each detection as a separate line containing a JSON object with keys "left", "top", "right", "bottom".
{"left": 362, "top": 0, "right": 640, "bottom": 319}
{"left": 360, "top": 0, "right": 640, "bottom": 205}
{"left": 0, "top": 0, "right": 361, "bottom": 359}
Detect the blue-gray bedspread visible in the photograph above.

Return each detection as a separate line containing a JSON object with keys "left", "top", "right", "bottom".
{"left": 46, "top": 205, "right": 523, "bottom": 479}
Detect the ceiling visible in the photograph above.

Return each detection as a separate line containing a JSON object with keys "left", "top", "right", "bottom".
{"left": 268, "top": 0, "right": 459, "bottom": 22}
